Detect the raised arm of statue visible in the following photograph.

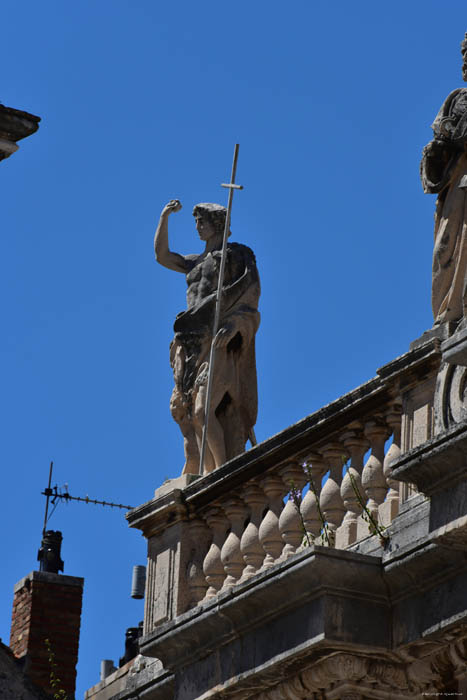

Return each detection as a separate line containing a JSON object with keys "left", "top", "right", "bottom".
{"left": 154, "top": 200, "right": 192, "bottom": 273}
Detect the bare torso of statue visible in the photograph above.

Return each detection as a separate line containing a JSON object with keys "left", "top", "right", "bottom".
{"left": 154, "top": 200, "right": 260, "bottom": 475}
{"left": 421, "top": 35, "right": 467, "bottom": 326}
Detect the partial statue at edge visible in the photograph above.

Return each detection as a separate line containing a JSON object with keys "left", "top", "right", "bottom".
{"left": 421, "top": 33, "right": 467, "bottom": 327}
{"left": 154, "top": 200, "right": 260, "bottom": 475}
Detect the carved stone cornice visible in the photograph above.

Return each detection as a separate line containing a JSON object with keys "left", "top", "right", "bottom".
{"left": 126, "top": 489, "right": 189, "bottom": 538}
{"left": 0, "top": 105, "right": 40, "bottom": 161}
{"left": 242, "top": 653, "right": 440, "bottom": 700}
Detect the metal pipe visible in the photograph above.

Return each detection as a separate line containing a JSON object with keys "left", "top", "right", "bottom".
{"left": 198, "top": 144, "right": 240, "bottom": 474}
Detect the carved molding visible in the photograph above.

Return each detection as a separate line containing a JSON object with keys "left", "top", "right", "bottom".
{"left": 253, "top": 652, "right": 440, "bottom": 700}
{"left": 434, "top": 361, "right": 467, "bottom": 434}
{"left": 430, "top": 514, "right": 467, "bottom": 550}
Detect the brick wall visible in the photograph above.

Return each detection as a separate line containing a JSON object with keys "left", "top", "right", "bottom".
{"left": 10, "top": 571, "right": 84, "bottom": 698}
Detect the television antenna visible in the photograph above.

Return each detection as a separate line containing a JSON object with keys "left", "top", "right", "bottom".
{"left": 42, "top": 461, "right": 134, "bottom": 534}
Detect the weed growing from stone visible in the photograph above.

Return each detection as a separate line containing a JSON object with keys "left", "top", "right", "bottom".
{"left": 288, "top": 480, "right": 313, "bottom": 547}
{"left": 345, "top": 462, "right": 388, "bottom": 547}
{"left": 44, "top": 638, "right": 67, "bottom": 700}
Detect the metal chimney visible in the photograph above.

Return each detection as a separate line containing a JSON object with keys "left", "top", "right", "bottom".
{"left": 37, "top": 530, "right": 64, "bottom": 574}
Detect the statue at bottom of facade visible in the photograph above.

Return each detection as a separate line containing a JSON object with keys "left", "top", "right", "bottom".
{"left": 154, "top": 199, "right": 260, "bottom": 475}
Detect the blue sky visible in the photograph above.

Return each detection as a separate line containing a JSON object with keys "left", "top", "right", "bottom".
{"left": 1, "top": 2, "right": 466, "bottom": 697}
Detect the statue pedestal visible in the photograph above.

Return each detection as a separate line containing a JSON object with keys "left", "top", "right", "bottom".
{"left": 409, "top": 321, "right": 458, "bottom": 350}
{"left": 154, "top": 474, "right": 200, "bottom": 498}
{"left": 441, "top": 326, "right": 467, "bottom": 366}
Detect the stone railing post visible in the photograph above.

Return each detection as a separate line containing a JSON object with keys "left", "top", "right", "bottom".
{"left": 137, "top": 492, "right": 193, "bottom": 635}
{"left": 239, "top": 483, "right": 268, "bottom": 582}
{"left": 202, "top": 508, "right": 229, "bottom": 599}
{"left": 220, "top": 497, "right": 248, "bottom": 589}
{"left": 383, "top": 403, "right": 402, "bottom": 521}
{"left": 339, "top": 422, "right": 369, "bottom": 546}
{"left": 278, "top": 462, "right": 308, "bottom": 559}
{"left": 186, "top": 517, "right": 211, "bottom": 607}
{"left": 300, "top": 453, "right": 327, "bottom": 544}
{"left": 320, "top": 443, "right": 349, "bottom": 545}
{"left": 362, "top": 417, "right": 391, "bottom": 521}
{"left": 258, "top": 474, "right": 286, "bottom": 569}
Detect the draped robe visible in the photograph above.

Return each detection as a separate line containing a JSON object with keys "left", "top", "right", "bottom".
{"left": 169, "top": 242, "right": 260, "bottom": 474}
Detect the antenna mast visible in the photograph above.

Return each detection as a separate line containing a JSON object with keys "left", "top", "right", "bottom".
{"left": 42, "top": 461, "right": 54, "bottom": 536}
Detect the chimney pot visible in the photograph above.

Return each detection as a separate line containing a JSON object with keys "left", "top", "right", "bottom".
{"left": 131, "top": 565, "right": 146, "bottom": 599}
{"left": 37, "top": 530, "right": 64, "bottom": 574}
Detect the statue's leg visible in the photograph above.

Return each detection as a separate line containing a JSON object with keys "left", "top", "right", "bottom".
{"left": 170, "top": 388, "right": 199, "bottom": 474}
{"left": 193, "top": 385, "right": 227, "bottom": 472}
{"left": 181, "top": 432, "right": 200, "bottom": 475}
{"left": 219, "top": 398, "right": 247, "bottom": 461}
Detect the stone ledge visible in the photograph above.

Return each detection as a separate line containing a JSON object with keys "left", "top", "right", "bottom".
{"left": 13, "top": 570, "right": 84, "bottom": 594}
{"left": 377, "top": 336, "right": 441, "bottom": 380}
{"left": 391, "top": 421, "right": 467, "bottom": 495}
{"left": 140, "top": 546, "right": 388, "bottom": 671}
{"left": 136, "top": 535, "right": 467, "bottom": 700}
{"left": 441, "top": 325, "right": 467, "bottom": 366}
{"left": 84, "top": 656, "right": 173, "bottom": 700}
{"left": 409, "top": 322, "right": 457, "bottom": 351}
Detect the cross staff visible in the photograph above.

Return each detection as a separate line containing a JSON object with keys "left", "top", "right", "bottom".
{"left": 198, "top": 144, "right": 243, "bottom": 474}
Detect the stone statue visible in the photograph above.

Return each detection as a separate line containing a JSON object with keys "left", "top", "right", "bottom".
{"left": 154, "top": 199, "right": 260, "bottom": 475}
{"left": 421, "top": 33, "right": 467, "bottom": 326}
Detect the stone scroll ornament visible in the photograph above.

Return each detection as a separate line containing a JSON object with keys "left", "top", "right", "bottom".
{"left": 421, "top": 33, "right": 467, "bottom": 327}
{"left": 154, "top": 200, "right": 260, "bottom": 475}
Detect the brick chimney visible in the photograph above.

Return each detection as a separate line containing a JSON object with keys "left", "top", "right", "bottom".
{"left": 9, "top": 531, "right": 84, "bottom": 698}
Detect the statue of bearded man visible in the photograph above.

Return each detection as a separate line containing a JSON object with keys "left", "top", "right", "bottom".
{"left": 421, "top": 33, "right": 467, "bottom": 326}
{"left": 154, "top": 199, "right": 260, "bottom": 475}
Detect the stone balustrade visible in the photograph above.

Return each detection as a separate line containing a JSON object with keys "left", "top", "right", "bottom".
{"left": 127, "top": 336, "right": 442, "bottom": 633}
{"left": 182, "top": 407, "right": 402, "bottom": 608}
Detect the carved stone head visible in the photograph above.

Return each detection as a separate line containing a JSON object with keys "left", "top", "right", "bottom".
{"left": 192, "top": 203, "right": 229, "bottom": 238}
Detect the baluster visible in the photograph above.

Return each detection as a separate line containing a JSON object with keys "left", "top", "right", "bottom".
{"left": 361, "top": 417, "right": 391, "bottom": 522}
{"left": 278, "top": 462, "right": 308, "bottom": 559}
{"left": 202, "top": 508, "right": 228, "bottom": 599}
{"left": 339, "top": 422, "right": 369, "bottom": 546}
{"left": 239, "top": 483, "right": 267, "bottom": 582}
{"left": 258, "top": 474, "right": 286, "bottom": 569}
{"left": 383, "top": 403, "right": 402, "bottom": 520}
{"left": 320, "top": 443, "right": 348, "bottom": 545}
{"left": 300, "top": 453, "right": 327, "bottom": 544}
{"left": 220, "top": 497, "right": 248, "bottom": 589}
{"left": 186, "top": 517, "right": 210, "bottom": 606}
